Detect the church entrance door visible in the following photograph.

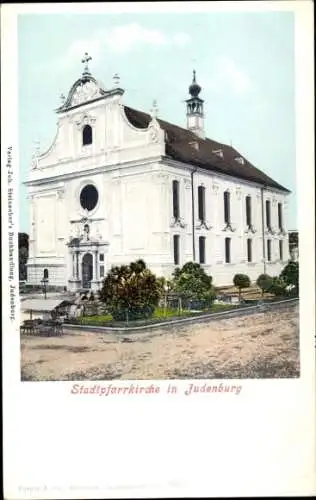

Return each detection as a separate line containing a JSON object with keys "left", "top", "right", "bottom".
{"left": 82, "top": 253, "right": 93, "bottom": 289}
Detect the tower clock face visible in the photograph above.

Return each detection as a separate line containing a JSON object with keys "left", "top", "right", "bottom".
{"left": 80, "top": 184, "right": 98, "bottom": 211}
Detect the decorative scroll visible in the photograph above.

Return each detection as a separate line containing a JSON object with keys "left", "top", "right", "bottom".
{"left": 170, "top": 216, "right": 186, "bottom": 229}
{"left": 71, "top": 81, "right": 101, "bottom": 106}
{"left": 222, "top": 222, "right": 236, "bottom": 232}
{"left": 245, "top": 224, "right": 257, "bottom": 234}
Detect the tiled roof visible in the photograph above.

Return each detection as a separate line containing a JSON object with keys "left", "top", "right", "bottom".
{"left": 124, "top": 106, "right": 290, "bottom": 193}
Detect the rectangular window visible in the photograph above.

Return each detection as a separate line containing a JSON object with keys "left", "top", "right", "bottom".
{"left": 224, "top": 191, "right": 231, "bottom": 224}
{"left": 99, "top": 253, "right": 104, "bottom": 262}
{"left": 278, "top": 203, "right": 283, "bottom": 230}
{"left": 225, "top": 237, "right": 231, "bottom": 263}
{"left": 246, "top": 196, "right": 252, "bottom": 226}
{"left": 199, "top": 236, "right": 206, "bottom": 264}
{"left": 247, "top": 238, "right": 252, "bottom": 262}
{"left": 198, "top": 185, "right": 206, "bottom": 222}
{"left": 267, "top": 239, "right": 272, "bottom": 261}
{"left": 173, "top": 235, "right": 180, "bottom": 265}
{"left": 172, "top": 180, "right": 180, "bottom": 219}
{"left": 279, "top": 240, "right": 283, "bottom": 261}
{"left": 266, "top": 200, "right": 271, "bottom": 228}
{"left": 100, "top": 265, "right": 105, "bottom": 278}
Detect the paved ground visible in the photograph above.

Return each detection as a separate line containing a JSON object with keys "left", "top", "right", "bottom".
{"left": 20, "top": 304, "right": 299, "bottom": 381}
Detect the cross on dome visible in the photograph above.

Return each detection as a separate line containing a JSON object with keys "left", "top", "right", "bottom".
{"left": 81, "top": 52, "right": 92, "bottom": 77}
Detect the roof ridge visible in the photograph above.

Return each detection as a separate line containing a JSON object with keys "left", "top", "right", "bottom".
{"left": 123, "top": 105, "right": 290, "bottom": 193}
{"left": 124, "top": 104, "right": 229, "bottom": 149}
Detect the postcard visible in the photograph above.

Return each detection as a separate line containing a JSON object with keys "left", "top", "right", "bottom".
{"left": 2, "top": 1, "right": 315, "bottom": 498}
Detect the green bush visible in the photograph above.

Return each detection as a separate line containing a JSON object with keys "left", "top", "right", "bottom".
{"left": 233, "top": 274, "right": 251, "bottom": 301}
{"left": 280, "top": 261, "right": 299, "bottom": 295}
{"left": 256, "top": 274, "right": 273, "bottom": 296}
{"left": 269, "top": 277, "right": 287, "bottom": 297}
{"left": 172, "top": 261, "right": 216, "bottom": 308}
{"left": 99, "top": 259, "right": 160, "bottom": 321}
{"left": 156, "top": 276, "right": 173, "bottom": 300}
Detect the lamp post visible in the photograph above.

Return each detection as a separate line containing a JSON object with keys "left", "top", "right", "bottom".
{"left": 163, "top": 283, "right": 169, "bottom": 317}
{"left": 41, "top": 276, "right": 49, "bottom": 299}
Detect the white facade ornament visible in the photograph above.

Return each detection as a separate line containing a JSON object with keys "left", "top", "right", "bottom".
{"left": 75, "top": 113, "right": 97, "bottom": 130}
{"left": 31, "top": 152, "right": 38, "bottom": 169}
{"left": 96, "top": 226, "right": 102, "bottom": 240}
{"left": 148, "top": 121, "right": 159, "bottom": 143}
{"left": 150, "top": 99, "right": 159, "bottom": 119}
{"left": 71, "top": 81, "right": 100, "bottom": 106}
{"left": 31, "top": 140, "right": 40, "bottom": 169}
{"left": 148, "top": 100, "right": 161, "bottom": 143}
{"left": 170, "top": 216, "right": 186, "bottom": 229}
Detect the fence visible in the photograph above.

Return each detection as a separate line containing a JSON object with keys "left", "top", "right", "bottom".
{"left": 65, "top": 298, "right": 299, "bottom": 334}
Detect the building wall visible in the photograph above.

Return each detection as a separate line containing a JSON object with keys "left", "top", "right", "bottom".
{"left": 164, "top": 162, "right": 290, "bottom": 286}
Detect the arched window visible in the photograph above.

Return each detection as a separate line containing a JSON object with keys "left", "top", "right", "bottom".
{"left": 43, "top": 268, "right": 49, "bottom": 279}
{"left": 82, "top": 125, "right": 92, "bottom": 146}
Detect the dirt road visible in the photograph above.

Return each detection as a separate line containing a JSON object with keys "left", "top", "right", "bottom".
{"left": 21, "top": 305, "right": 299, "bottom": 381}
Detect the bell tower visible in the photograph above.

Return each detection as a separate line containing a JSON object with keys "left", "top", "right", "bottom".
{"left": 186, "top": 70, "right": 205, "bottom": 139}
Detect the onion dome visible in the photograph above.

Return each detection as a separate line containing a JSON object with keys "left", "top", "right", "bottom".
{"left": 189, "top": 70, "right": 202, "bottom": 97}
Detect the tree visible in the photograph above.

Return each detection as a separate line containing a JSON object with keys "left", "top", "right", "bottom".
{"left": 269, "top": 277, "right": 287, "bottom": 297}
{"left": 280, "top": 261, "right": 299, "bottom": 295}
{"left": 99, "top": 259, "right": 160, "bottom": 321}
{"left": 172, "top": 262, "right": 216, "bottom": 308}
{"left": 289, "top": 231, "right": 298, "bottom": 250}
{"left": 233, "top": 274, "right": 251, "bottom": 301}
{"left": 18, "top": 232, "right": 29, "bottom": 281}
{"left": 256, "top": 274, "right": 272, "bottom": 297}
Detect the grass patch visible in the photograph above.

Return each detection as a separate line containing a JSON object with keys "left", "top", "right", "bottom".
{"left": 153, "top": 307, "right": 193, "bottom": 318}
{"left": 77, "top": 314, "right": 112, "bottom": 326}
{"left": 69, "top": 303, "right": 242, "bottom": 327}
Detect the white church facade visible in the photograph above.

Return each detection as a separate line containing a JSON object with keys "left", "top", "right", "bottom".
{"left": 25, "top": 54, "right": 290, "bottom": 291}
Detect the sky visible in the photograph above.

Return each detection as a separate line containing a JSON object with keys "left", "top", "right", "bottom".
{"left": 18, "top": 10, "right": 296, "bottom": 232}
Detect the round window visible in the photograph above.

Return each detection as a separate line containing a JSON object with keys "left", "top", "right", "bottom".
{"left": 80, "top": 184, "right": 98, "bottom": 211}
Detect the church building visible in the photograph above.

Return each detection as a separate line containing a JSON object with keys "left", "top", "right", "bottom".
{"left": 25, "top": 54, "right": 290, "bottom": 291}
